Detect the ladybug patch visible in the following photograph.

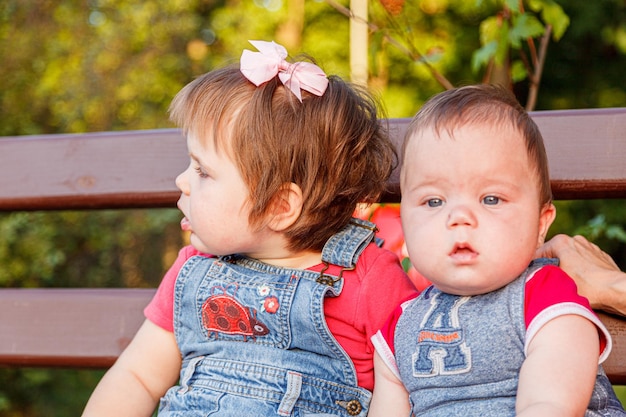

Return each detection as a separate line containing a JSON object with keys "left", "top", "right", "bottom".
{"left": 201, "top": 287, "right": 269, "bottom": 341}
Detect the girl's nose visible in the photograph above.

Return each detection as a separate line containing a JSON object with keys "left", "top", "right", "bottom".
{"left": 175, "top": 166, "right": 190, "bottom": 194}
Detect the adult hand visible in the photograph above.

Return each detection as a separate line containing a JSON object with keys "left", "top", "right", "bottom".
{"left": 537, "top": 234, "right": 626, "bottom": 317}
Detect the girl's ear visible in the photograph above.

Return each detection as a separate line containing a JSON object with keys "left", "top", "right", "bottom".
{"left": 537, "top": 202, "right": 557, "bottom": 247}
{"left": 267, "top": 182, "right": 303, "bottom": 232}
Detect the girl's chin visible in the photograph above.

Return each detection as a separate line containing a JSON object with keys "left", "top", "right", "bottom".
{"left": 188, "top": 236, "right": 214, "bottom": 256}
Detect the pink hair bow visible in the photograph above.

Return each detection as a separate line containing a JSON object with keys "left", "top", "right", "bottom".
{"left": 240, "top": 40, "right": 329, "bottom": 102}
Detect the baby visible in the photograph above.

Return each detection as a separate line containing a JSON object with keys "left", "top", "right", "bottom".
{"left": 369, "top": 84, "right": 624, "bottom": 416}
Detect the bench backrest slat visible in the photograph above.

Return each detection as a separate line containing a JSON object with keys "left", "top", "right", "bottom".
{"left": 1, "top": 108, "right": 626, "bottom": 212}
{"left": 0, "top": 129, "right": 186, "bottom": 211}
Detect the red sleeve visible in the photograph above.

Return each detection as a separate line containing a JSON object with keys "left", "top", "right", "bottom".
{"left": 524, "top": 265, "right": 611, "bottom": 361}
{"left": 355, "top": 245, "right": 418, "bottom": 388}
{"left": 357, "top": 246, "right": 419, "bottom": 350}
{"left": 524, "top": 265, "right": 592, "bottom": 325}
{"left": 144, "top": 245, "right": 205, "bottom": 332}
{"left": 370, "top": 294, "right": 419, "bottom": 380}
{"left": 373, "top": 301, "right": 407, "bottom": 355}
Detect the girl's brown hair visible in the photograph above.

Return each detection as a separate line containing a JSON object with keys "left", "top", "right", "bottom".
{"left": 169, "top": 64, "right": 396, "bottom": 252}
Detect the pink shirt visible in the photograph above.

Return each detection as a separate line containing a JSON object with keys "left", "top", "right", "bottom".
{"left": 145, "top": 244, "right": 417, "bottom": 391}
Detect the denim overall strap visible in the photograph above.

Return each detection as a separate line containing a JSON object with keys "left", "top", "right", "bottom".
{"left": 321, "top": 218, "right": 377, "bottom": 268}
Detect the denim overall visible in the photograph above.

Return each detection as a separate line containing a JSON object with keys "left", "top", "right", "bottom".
{"left": 158, "top": 218, "right": 376, "bottom": 416}
{"left": 394, "top": 258, "right": 626, "bottom": 417}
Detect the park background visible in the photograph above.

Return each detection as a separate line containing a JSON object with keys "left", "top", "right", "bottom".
{"left": 1, "top": 0, "right": 625, "bottom": 415}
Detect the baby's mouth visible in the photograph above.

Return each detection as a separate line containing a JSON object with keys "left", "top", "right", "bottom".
{"left": 449, "top": 243, "right": 478, "bottom": 262}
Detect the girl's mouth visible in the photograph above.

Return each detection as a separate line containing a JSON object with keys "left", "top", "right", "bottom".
{"left": 180, "top": 216, "right": 191, "bottom": 232}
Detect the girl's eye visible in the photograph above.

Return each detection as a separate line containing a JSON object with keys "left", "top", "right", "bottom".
{"left": 194, "top": 166, "right": 209, "bottom": 178}
{"left": 483, "top": 196, "right": 500, "bottom": 205}
{"left": 426, "top": 198, "right": 443, "bottom": 208}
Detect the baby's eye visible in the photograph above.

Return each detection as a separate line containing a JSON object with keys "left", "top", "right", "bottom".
{"left": 483, "top": 196, "right": 500, "bottom": 205}
{"left": 426, "top": 198, "right": 443, "bottom": 208}
{"left": 194, "top": 166, "right": 209, "bottom": 178}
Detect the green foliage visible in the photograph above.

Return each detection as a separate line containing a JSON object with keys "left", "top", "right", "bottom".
{"left": 464, "top": 0, "right": 570, "bottom": 90}
{"left": 536, "top": 0, "right": 626, "bottom": 109}
{"left": 551, "top": 200, "right": 626, "bottom": 270}
{"left": 579, "top": 215, "right": 626, "bottom": 244}
{"left": 0, "top": 368, "right": 105, "bottom": 417}
{"left": 528, "top": 0, "right": 570, "bottom": 40}
{"left": 367, "top": 0, "right": 573, "bottom": 109}
{"left": 0, "top": 0, "right": 203, "bottom": 136}
{"left": 0, "top": 209, "right": 182, "bottom": 288}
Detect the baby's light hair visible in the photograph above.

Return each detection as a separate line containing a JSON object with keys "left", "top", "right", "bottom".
{"left": 403, "top": 84, "right": 552, "bottom": 207}
{"left": 169, "top": 65, "right": 396, "bottom": 252}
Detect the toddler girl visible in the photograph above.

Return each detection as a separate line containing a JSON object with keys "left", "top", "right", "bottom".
{"left": 82, "top": 40, "right": 416, "bottom": 417}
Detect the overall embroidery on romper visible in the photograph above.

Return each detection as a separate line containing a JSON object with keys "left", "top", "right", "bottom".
{"left": 202, "top": 285, "right": 270, "bottom": 341}
{"left": 257, "top": 283, "right": 280, "bottom": 314}
{"left": 412, "top": 292, "right": 472, "bottom": 377}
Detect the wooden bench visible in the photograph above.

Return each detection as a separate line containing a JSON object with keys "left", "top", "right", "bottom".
{"left": 1, "top": 108, "right": 626, "bottom": 384}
